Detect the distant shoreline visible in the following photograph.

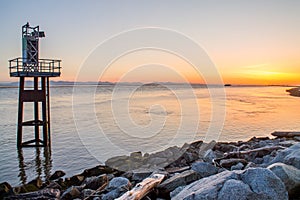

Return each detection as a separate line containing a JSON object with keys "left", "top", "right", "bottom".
{"left": 286, "top": 87, "right": 300, "bottom": 97}
{"left": 0, "top": 81, "right": 298, "bottom": 88}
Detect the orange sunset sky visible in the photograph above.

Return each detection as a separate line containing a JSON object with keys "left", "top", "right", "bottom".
{"left": 0, "top": 1, "right": 299, "bottom": 85}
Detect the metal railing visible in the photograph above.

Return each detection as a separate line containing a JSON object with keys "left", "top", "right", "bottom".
{"left": 9, "top": 57, "right": 61, "bottom": 77}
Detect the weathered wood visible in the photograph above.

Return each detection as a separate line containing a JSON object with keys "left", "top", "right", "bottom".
{"left": 213, "top": 146, "right": 285, "bottom": 167}
{"left": 220, "top": 158, "right": 248, "bottom": 168}
{"left": 165, "top": 166, "right": 191, "bottom": 174}
{"left": 83, "top": 179, "right": 108, "bottom": 200}
{"left": 271, "top": 131, "right": 300, "bottom": 138}
{"left": 223, "top": 146, "right": 285, "bottom": 159}
{"left": 116, "top": 174, "right": 165, "bottom": 200}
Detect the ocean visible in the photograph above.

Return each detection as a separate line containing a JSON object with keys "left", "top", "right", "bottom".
{"left": 0, "top": 84, "right": 299, "bottom": 186}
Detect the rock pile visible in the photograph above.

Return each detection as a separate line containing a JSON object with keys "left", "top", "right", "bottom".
{"left": 1, "top": 132, "right": 299, "bottom": 199}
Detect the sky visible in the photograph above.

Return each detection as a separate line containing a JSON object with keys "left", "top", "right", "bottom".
{"left": 0, "top": 0, "right": 299, "bottom": 85}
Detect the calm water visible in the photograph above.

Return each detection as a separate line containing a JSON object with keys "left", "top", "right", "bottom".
{"left": 0, "top": 85, "right": 299, "bottom": 185}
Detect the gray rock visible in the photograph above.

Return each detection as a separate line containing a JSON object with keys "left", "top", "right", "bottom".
{"left": 49, "top": 170, "right": 66, "bottom": 180}
{"left": 130, "top": 151, "right": 142, "bottom": 158}
{"left": 268, "top": 143, "right": 300, "bottom": 169}
{"left": 294, "top": 136, "right": 300, "bottom": 141}
{"left": 131, "top": 168, "right": 154, "bottom": 181}
{"left": 173, "top": 168, "right": 289, "bottom": 200}
{"left": 7, "top": 188, "right": 60, "bottom": 200}
{"left": 284, "top": 145, "right": 300, "bottom": 169}
{"left": 262, "top": 155, "right": 274, "bottom": 164}
{"left": 105, "top": 155, "right": 136, "bottom": 171}
{"left": 278, "top": 140, "right": 298, "bottom": 147}
{"left": 241, "top": 167, "right": 288, "bottom": 200}
{"left": 158, "top": 170, "right": 200, "bottom": 194}
{"left": 230, "top": 162, "right": 244, "bottom": 170}
{"left": 66, "top": 174, "right": 85, "bottom": 186}
{"left": 46, "top": 181, "right": 62, "bottom": 190}
{"left": 61, "top": 186, "right": 81, "bottom": 200}
{"left": 198, "top": 141, "right": 216, "bottom": 156}
{"left": 217, "top": 179, "right": 253, "bottom": 200}
{"left": 0, "top": 182, "right": 12, "bottom": 193}
{"left": 267, "top": 162, "right": 300, "bottom": 198}
{"left": 203, "top": 149, "right": 217, "bottom": 163}
{"left": 102, "top": 187, "right": 128, "bottom": 200}
{"left": 191, "top": 161, "right": 218, "bottom": 177}
{"left": 253, "top": 157, "right": 263, "bottom": 164}
{"left": 173, "top": 170, "right": 239, "bottom": 200}
{"left": 82, "top": 174, "right": 108, "bottom": 190}
{"left": 82, "top": 188, "right": 95, "bottom": 199}
{"left": 244, "top": 162, "right": 257, "bottom": 169}
{"left": 170, "top": 186, "right": 185, "bottom": 198}
{"left": 107, "top": 177, "right": 131, "bottom": 191}
{"left": 147, "top": 157, "right": 168, "bottom": 166}
{"left": 27, "top": 178, "right": 43, "bottom": 189}
{"left": 83, "top": 165, "right": 118, "bottom": 177}
{"left": 220, "top": 158, "right": 248, "bottom": 168}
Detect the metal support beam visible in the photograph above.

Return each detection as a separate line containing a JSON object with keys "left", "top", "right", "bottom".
{"left": 17, "top": 77, "right": 24, "bottom": 147}
{"left": 17, "top": 77, "right": 50, "bottom": 148}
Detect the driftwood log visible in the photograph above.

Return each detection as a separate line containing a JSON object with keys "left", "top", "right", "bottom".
{"left": 213, "top": 145, "right": 285, "bottom": 167}
{"left": 116, "top": 174, "right": 165, "bottom": 200}
{"left": 271, "top": 131, "right": 300, "bottom": 138}
{"left": 223, "top": 145, "right": 284, "bottom": 159}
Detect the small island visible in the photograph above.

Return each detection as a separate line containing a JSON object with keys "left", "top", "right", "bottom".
{"left": 287, "top": 87, "right": 300, "bottom": 97}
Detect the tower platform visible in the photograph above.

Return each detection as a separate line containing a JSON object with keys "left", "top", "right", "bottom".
{"left": 9, "top": 57, "right": 61, "bottom": 77}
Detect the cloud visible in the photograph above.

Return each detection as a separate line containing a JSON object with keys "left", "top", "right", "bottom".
{"left": 240, "top": 63, "right": 269, "bottom": 69}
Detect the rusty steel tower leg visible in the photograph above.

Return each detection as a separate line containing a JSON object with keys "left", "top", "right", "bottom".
{"left": 42, "top": 77, "right": 49, "bottom": 147}
{"left": 16, "top": 77, "right": 50, "bottom": 147}
{"left": 46, "top": 77, "right": 51, "bottom": 146}
{"left": 17, "top": 77, "right": 25, "bottom": 148}
{"left": 34, "top": 77, "right": 39, "bottom": 146}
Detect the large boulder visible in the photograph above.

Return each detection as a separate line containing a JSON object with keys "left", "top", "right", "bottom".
{"left": 191, "top": 161, "right": 218, "bottom": 178}
{"left": 82, "top": 165, "right": 119, "bottom": 177}
{"left": 49, "top": 170, "right": 66, "bottom": 180}
{"left": 61, "top": 186, "right": 81, "bottom": 200}
{"left": 173, "top": 168, "right": 288, "bottom": 200}
{"left": 217, "top": 179, "right": 253, "bottom": 200}
{"left": 130, "top": 168, "right": 155, "bottom": 182}
{"left": 203, "top": 149, "right": 217, "bottom": 163}
{"left": 107, "top": 177, "right": 131, "bottom": 191}
{"left": 283, "top": 144, "right": 300, "bottom": 169}
{"left": 220, "top": 158, "right": 247, "bottom": 169}
{"left": 231, "top": 162, "right": 244, "bottom": 170}
{"left": 268, "top": 143, "right": 300, "bottom": 169}
{"left": 102, "top": 177, "right": 131, "bottom": 200}
{"left": 158, "top": 170, "right": 200, "bottom": 196}
{"left": 102, "top": 187, "right": 127, "bottom": 200}
{"left": 241, "top": 168, "right": 288, "bottom": 200}
{"left": 267, "top": 162, "right": 300, "bottom": 198}
{"left": 82, "top": 174, "right": 108, "bottom": 190}
{"left": 0, "top": 182, "right": 13, "bottom": 199}
{"left": 173, "top": 170, "right": 239, "bottom": 200}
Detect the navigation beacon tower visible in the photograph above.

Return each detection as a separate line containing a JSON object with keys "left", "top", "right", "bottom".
{"left": 9, "top": 23, "right": 61, "bottom": 147}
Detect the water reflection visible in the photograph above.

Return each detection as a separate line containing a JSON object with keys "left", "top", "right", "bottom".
{"left": 17, "top": 147, "right": 52, "bottom": 184}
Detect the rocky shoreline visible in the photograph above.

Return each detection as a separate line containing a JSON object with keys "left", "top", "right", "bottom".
{"left": 1, "top": 131, "right": 300, "bottom": 200}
